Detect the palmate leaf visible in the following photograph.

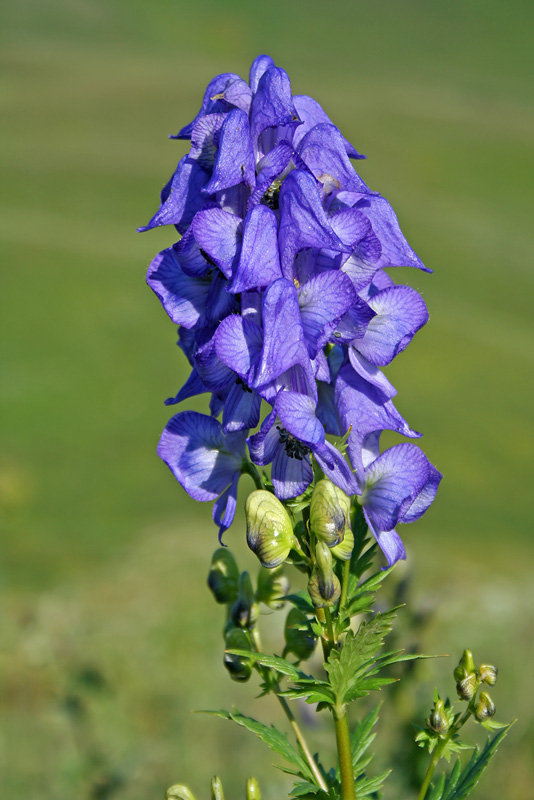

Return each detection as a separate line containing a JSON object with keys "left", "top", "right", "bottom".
{"left": 426, "top": 724, "right": 513, "bottom": 800}
{"left": 325, "top": 609, "right": 398, "bottom": 706}
{"left": 205, "top": 709, "right": 316, "bottom": 784}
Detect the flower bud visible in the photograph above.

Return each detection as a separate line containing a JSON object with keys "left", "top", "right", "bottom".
{"left": 246, "top": 777, "right": 261, "bottom": 800}
{"left": 246, "top": 490, "right": 296, "bottom": 568}
{"left": 283, "top": 607, "right": 317, "bottom": 661}
{"left": 256, "top": 565, "right": 290, "bottom": 609}
{"left": 426, "top": 698, "right": 450, "bottom": 734}
{"left": 210, "top": 776, "right": 225, "bottom": 800}
{"left": 478, "top": 664, "right": 498, "bottom": 686}
{"left": 223, "top": 627, "right": 253, "bottom": 682}
{"left": 308, "top": 542, "right": 341, "bottom": 608}
{"left": 207, "top": 548, "right": 239, "bottom": 604}
{"left": 166, "top": 786, "right": 196, "bottom": 800}
{"left": 310, "top": 479, "right": 351, "bottom": 547}
{"left": 231, "top": 572, "right": 259, "bottom": 628}
{"left": 475, "top": 691, "right": 496, "bottom": 722}
{"left": 456, "top": 672, "right": 477, "bottom": 701}
{"left": 457, "top": 649, "right": 475, "bottom": 676}
{"left": 331, "top": 527, "right": 354, "bottom": 561}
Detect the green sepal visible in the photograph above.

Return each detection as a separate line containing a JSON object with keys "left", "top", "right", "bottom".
{"left": 424, "top": 723, "right": 513, "bottom": 800}
{"left": 204, "top": 709, "right": 317, "bottom": 784}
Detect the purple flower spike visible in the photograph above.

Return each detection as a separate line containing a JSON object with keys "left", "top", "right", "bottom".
{"left": 359, "top": 443, "right": 442, "bottom": 565}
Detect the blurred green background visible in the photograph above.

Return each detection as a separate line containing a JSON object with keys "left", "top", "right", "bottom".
{"left": 1, "top": 1, "right": 533, "bottom": 798}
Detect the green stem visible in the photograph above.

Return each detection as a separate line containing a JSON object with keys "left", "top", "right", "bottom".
{"left": 243, "top": 461, "right": 264, "bottom": 490}
{"left": 324, "top": 606, "right": 335, "bottom": 649}
{"left": 418, "top": 705, "right": 474, "bottom": 800}
{"left": 334, "top": 707, "right": 356, "bottom": 800}
{"left": 276, "top": 692, "right": 328, "bottom": 792}
{"left": 340, "top": 559, "right": 351, "bottom": 610}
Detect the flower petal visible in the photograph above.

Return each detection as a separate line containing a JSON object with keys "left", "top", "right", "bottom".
{"left": 356, "top": 285, "right": 429, "bottom": 366}
{"left": 278, "top": 170, "right": 348, "bottom": 278}
{"left": 192, "top": 208, "right": 243, "bottom": 278}
{"left": 355, "top": 195, "right": 431, "bottom": 271}
{"left": 138, "top": 156, "right": 211, "bottom": 234}
{"left": 215, "top": 314, "right": 263, "bottom": 380}
{"left": 402, "top": 463, "right": 442, "bottom": 523}
{"left": 361, "top": 444, "right": 432, "bottom": 531}
{"left": 203, "top": 109, "right": 256, "bottom": 194}
{"left": 157, "top": 411, "right": 245, "bottom": 501}
{"left": 363, "top": 510, "right": 406, "bottom": 567}
{"left": 222, "top": 382, "right": 262, "bottom": 434}
{"left": 298, "top": 271, "right": 357, "bottom": 357}
{"left": 213, "top": 473, "right": 240, "bottom": 540}
{"left": 292, "top": 95, "right": 364, "bottom": 159}
{"left": 164, "top": 368, "right": 206, "bottom": 406}
{"left": 272, "top": 447, "right": 313, "bottom": 500}
{"left": 251, "top": 278, "right": 310, "bottom": 389}
{"left": 297, "top": 123, "right": 371, "bottom": 195}
{"left": 313, "top": 441, "right": 359, "bottom": 496}
{"left": 250, "top": 66, "right": 299, "bottom": 148}
{"left": 277, "top": 391, "right": 325, "bottom": 445}
{"left": 229, "top": 205, "right": 282, "bottom": 293}
{"left": 146, "top": 245, "right": 211, "bottom": 328}
{"left": 174, "top": 73, "right": 241, "bottom": 139}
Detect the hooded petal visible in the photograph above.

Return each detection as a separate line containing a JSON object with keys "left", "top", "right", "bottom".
{"left": 401, "top": 463, "right": 442, "bottom": 523}
{"left": 247, "top": 405, "right": 280, "bottom": 465}
{"left": 174, "top": 73, "right": 241, "bottom": 139}
{"left": 189, "top": 113, "right": 225, "bottom": 169}
{"left": 138, "top": 155, "right": 211, "bottom": 234}
{"left": 356, "top": 285, "right": 429, "bottom": 366}
{"left": 195, "top": 331, "right": 235, "bottom": 393}
{"left": 157, "top": 411, "right": 246, "bottom": 501}
{"left": 298, "top": 123, "right": 371, "bottom": 195}
{"left": 250, "top": 66, "right": 300, "bottom": 149}
{"left": 249, "top": 54, "right": 276, "bottom": 94}
{"left": 203, "top": 109, "right": 256, "bottom": 194}
{"left": 278, "top": 170, "right": 349, "bottom": 278}
{"left": 348, "top": 347, "right": 397, "bottom": 398}
{"left": 229, "top": 205, "right": 282, "bottom": 293}
{"left": 218, "top": 77, "right": 253, "bottom": 114}
{"left": 164, "top": 368, "right": 206, "bottom": 407}
{"left": 292, "top": 95, "right": 364, "bottom": 159}
{"left": 361, "top": 443, "right": 432, "bottom": 531}
{"left": 146, "top": 245, "right": 211, "bottom": 328}
{"left": 331, "top": 299, "right": 375, "bottom": 344}
{"left": 192, "top": 208, "right": 243, "bottom": 278}
{"left": 354, "top": 195, "right": 431, "bottom": 271}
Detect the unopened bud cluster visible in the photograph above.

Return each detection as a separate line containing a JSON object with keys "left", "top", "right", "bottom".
{"left": 454, "top": 649, "right": 498, "bottom": 719}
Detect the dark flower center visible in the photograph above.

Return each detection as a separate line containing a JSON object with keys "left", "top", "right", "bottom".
{"left": 261, "top": 179, "right": 282, "bottom": 211}
{"left": 276, "top": 426, "right": 310, "bottom": 460}
{"left": 236, "top": 376, "right": 252, "bottom": 393}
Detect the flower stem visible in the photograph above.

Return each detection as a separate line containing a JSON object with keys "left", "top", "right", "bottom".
{"left": 276, "top": 692, "right": 328, "bottom": 792}
{"left": 334, "top": 706, "right": 356, "bottom": 800}
{"left": 340, "top": 559, "right": 351, "bottom": 610}
{"left": 418, "top": 705, "right": 474, "bottom": 800}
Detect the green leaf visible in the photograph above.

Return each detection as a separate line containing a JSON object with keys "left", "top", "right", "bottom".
{"left": 325, "top": 608, "right": 398, "bottom": 706}
{"left": 205, "top": 709, "right": 316, "bottom": 784}
{"left": 426, "top": 723, "right": 513, "bottom": 800}
{"left": 285, "top": 591, "right": 316, "bottom": 615}
{"left": 225, "top": 650, "right": 305, "bottom": 681}
{"left": 355, "top": 769, "right": 391, "bottom": 797}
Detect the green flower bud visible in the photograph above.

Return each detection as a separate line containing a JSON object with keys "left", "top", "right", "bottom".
{"left": 207, "top": 548, "right": 239, "bottom": 604}
{"left": 231, "top": 572, "right": 259, "bottom": 628}
{"left": 256, "top": 565, "right": 290, "bottom": 609}
{"left": 426, "top": 698, "right": 450, "bottom": 734}
{"left": 453, "top": 664, "right": 467, "bottom": 683}
{"left": 331, "top": 527, "right": 354, "bottom": 561}
{"left": 475, "top": 691, "right": 496, "bottom": 722}
{"left": 283, "top": 607, "right": 317, "bottom": 661}
{"left": 210, "top": 776, "right": 225, "bottom": 800}
{"left": 246, "top": 490, "right": 296, "bottom": 568}
{"left": 478, "top": 664, "right": 498, "bottom": 686}
{"left": 246, "top": 777, "right": 261, "bottom": 800}
{"left": 223, "top": 627, "right": 253, "bottom": 682}
{"left": 456, "top": 672, "right": 477, "bottom": 701}
{"left": 310, "top": 479, "right": 351, "bottom": 547}
{"left": 166, "top": 786, "right": 196, "bottom": 800}
{"left": 458, "top": 649, "right": 475, "bottom": 675}
{"left": 308, "top": 542, "right": 341, "bottom": 608}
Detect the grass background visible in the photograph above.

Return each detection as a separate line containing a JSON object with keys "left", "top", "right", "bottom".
{"left": 1, "top": 1, "right": 533, "bottom": 798}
